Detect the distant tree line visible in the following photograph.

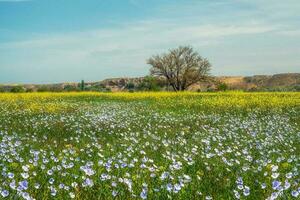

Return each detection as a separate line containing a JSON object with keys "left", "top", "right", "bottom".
{"left": 0, "top": 77, "right": 166, "bottom": 93}
{"left": 2, "top": 80, "right": 298, "bottom": 93}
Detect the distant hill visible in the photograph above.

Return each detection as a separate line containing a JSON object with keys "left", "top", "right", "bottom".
{"left": 1, "top": 73, "right": 299, "bottom": 92}
{"left": 219, "top": 73, "right": 300, "bottom": 91}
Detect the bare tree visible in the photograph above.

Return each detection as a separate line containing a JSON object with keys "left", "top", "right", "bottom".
{"left": 147, "top": 46, "right": 211, "bottom": 91}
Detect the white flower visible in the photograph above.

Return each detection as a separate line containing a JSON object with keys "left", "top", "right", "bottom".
{"left": 271, "top": 173, "right": 280, "bottom": 179}
{"left": 80, "top": 165, "right": 95, "bottom": 176}
{"left": 291, "top": 190, "right": 299, "bottom": 197}
{"left": 82, "top": 178, "right": 94, "bottom": 187}
{"left": 112, "top": 190, "right": 118, "bottom": 197}
{"left": 21, "top": 173, "right": 29, "bottom": 179}
{"left": 7, "top": 172, "right": 14, "bottom": 179}
{"left": 69, "top": 192, "right": 75, "bottom": 198}
{"left": 140, "top": 189, "right": 147, "bottom": 199}
{"left": 1, "top": 190, "right": 9, "bottom": 198}
{"left": 22, "top": 165, "right": 30, "bottom": 172}
{"left": 271, "top": 165, "right": 278, "bottom": 172}
{"left": 243, "top": 186, "right": 250, "bottom": 196}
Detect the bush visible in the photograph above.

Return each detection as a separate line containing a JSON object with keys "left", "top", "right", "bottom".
{"left": 125, "top": 82, "right": 135, "bottom": 90}
{"left": 293, "top": 85, "right": 300, "bottom": 91}
{"left": 85, "top": 84, "right": 111, "bottom": 92}
{"left": 137, "top": 76, "right": 161, "bottom": 91}
{"left": 63, "top": 85, "right": 80, "bottom": 92}
{"left": 26, "top": 88, "right": 34, "bottom": 93}
{"left": 48, "top": 85, "right": 63, "bottom": 92}
{"left": 0, "top": 87, "right": 5, "bottom": 93}
{"left": 37, "top": 86, "right": 50, "bottom": 92}
{"left": 10, "top": 86, "right": 26, "bottom": 93}
{"left": 217, "top": 83, "right": 228, "bottom": 91}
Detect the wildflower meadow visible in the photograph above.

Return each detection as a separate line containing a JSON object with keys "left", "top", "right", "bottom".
{"left": 0, "top": 92, "right": 299, "bottom": 200}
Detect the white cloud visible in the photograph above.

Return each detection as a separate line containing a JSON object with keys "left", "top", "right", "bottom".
{"left": 1, "top": 20, "right": 277, "bottom": 51}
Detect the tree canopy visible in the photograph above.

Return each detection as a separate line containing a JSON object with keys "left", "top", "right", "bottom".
{"left": 147, "top": 46, "right": 211, "bottom": 91}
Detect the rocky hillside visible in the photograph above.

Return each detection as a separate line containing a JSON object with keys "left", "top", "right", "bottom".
{"left": 1, "top": 73, "right": 299, "bottom": 92}
{"left": 220, "top": 73, "right": 300, "bottom": 91}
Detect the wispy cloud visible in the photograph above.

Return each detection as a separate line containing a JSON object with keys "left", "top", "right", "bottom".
{"left": 1, "top": 20, "right": 277, "bottom": 50}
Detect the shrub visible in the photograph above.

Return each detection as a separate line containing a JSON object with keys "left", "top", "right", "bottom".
{"left": 63, "top": 85, "right": 80, "bottom": 92}
{"left": 37, "top": 86, "right": 50, "bottom": 92}
{"left": 217, "top": 83, "right": 228, "bottom": 91}
{"left": 10, "top": 86, "right": 26, "bottom": 93}
{"left": 125, "top": 82, "right": 135, "bottom": 90}
{"left": 137, "top": 76, "right": 161, "bottom": 91}
{"left": 293, "top": 85, "right": 300, "bottom": 91}
{"left": 0, "top": 87, "right": 5, "bottom": 93}
{"left": 26, "top": 88, "right": 34, "bottom": 93}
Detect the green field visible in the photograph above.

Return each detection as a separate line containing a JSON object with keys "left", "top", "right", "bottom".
{"left": 0, "top": 92, "right": 299, "bottom": 199}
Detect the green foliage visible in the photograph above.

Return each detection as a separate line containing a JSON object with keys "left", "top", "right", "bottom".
{"left": 37, "top": 86, "right": 50, "bottom": 92}
{"left": 26, "top": 88, "right": 34, "bottom": 93}
{"left": 63, "top": 85, "right": 80, "bottom": 92}
{"left": 80, "top": 80, "right": 85, "bottom": 91}
{"left": 125, "top": 82, "right": 135, "bottom": 90}
{"left": 10, "top": 86, "right": 26, "bottom": 93}
{"left": 217, "top": 83, "right": 228, "bottom": 91}
{"left": 37, "top": 85, "right": 63, "bottom": 92}
{"left": 84, "top": 84, "right": 111, "bottom": 92}
{"left": 137, "top": 76, "right": 161, "bottom": 91}
{"left": 0, "top": 87, "right": 5, "bottom": 93}
{"left": 50, "top": 86, "right": 64, "bottom": 92}
{"left": 293, "top": 84, "right": 300, "bottom": 91}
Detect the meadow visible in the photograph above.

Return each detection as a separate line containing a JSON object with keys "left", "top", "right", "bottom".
{"left": 0, "top": 92, "right": 299, "bottom": 200}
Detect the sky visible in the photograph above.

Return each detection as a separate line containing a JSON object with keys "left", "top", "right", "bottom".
{"left": 0, "top": 0, "right": 299, "bottom": 84}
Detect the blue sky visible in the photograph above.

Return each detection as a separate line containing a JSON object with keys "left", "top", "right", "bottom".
{"left": 0, "top": 0, "right": 299, "bottom": 83}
